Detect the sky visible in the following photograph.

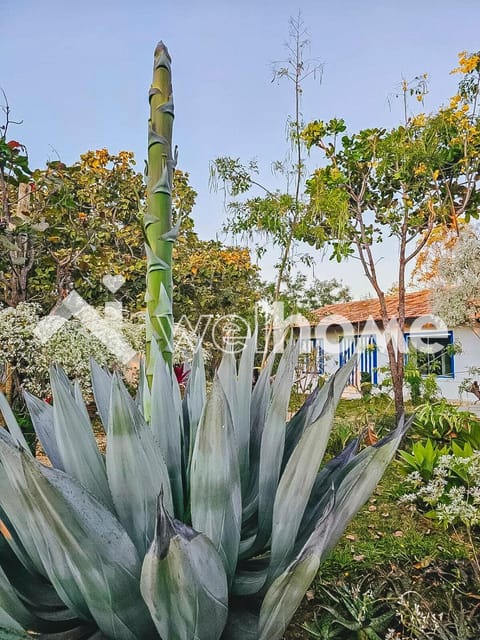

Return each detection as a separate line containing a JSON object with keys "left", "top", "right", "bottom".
{"left": 2, "top": 0, "right": 479, "bottom": 298}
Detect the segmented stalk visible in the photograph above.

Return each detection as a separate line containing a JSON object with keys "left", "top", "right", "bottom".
{"left": 145, "top": 42, "right": 177, "bottom": 375}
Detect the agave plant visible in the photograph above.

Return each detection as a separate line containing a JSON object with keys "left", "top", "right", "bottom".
{"left": 0, "top": 337, "right": 409, "bottom": 640}
{"left": 0, "top": 41, "right": 408, "bottom": 640}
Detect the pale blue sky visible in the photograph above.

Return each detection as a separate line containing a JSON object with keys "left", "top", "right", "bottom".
{"left": 2, "top": 0, "right": 479, "bottom": 296}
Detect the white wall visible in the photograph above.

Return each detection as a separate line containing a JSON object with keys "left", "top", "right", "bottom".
{"left": 437, "top": 326, "right": 479, "bottom": 401}
{"left": 307, "top": 325, "right": 480, "bottom": 401}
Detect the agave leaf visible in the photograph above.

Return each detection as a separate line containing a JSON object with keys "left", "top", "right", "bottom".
{"left": 258, "top": 491, "right": 336, "bottom": 640}
{"left": 253, "top": 340, "right": 298, "bottom": 553}
{"left": 106, "top": 373, "right": 173, "bottom": 557}
{"left": 217, "top": 349, "right": 239, "bottom": 458}
{"left": 0, "top": 610, "right": 25, "bottom": 635}
{"left": 259, "top": 418, "right": 409, "bottom": 640}
{"left": 0, "top": 394, "right": 29, "bottom": 451}
{"left": 281, "top": 385, "right": 320, "bottom": 469}
{"left": 220, "top": 605, "right": 259, "bottom": 640}
{"left": 138, "top": 358, "right": 151, "bottom": 422}
{"left": 0, "top": 510, "right": 36, "bottom": 578}
{"left": 184, "top": 343, "right": 206, "bottom": 467}
{"left": 190, "top": 377, "right": 242, "bottom": 583}
{"left": 73, "top": 381, "right": 92, "bottom": 425}
{"left": 268, "top": 357, "right": 357, "bottom": 583}
{"left": 298, "top": 437, "right": 360, "bottom": 546}
{"left": 140, "top": 495, "right": 228, "bottom": 640}
{"left": 0, "top": 565, "right": 36, "bottom": 632}
{"left": 231, "top": 556, "right": 269, "bottom": 596}
{"left": 150, "top": 357, "right": 183, "bottom": 518}
{"left": 282, "top": 354, "right": 357, "bottom": 469}
{"left": 0, "top": 434, "right": 46, "bottom": 577}
{"left": 247, "top": 348, "right": 275, "bottom": 495}
{"left": 50, "top": 366, "right": 112, "bottom": 510}
{"left": 8, "top": 449, "right": 155, "bottom": 639}
{"left": 23, "top": 392, "right": 63, "bottom": 471}
{"left": 235, "top": 329, "right": 257, "bottom": 490}
{"left": 318, "top": 416, "right": 412, "bottom": 560}
{"left": 90, "top": 360, "right": 113, "bottom": 432}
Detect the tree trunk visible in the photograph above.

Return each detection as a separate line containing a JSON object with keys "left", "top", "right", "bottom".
{"left": 468, "top": 381, "right": 480, "bottom": 401}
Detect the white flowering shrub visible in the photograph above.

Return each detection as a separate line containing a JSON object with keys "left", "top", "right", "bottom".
{"left": 0, "top": 303, "right": 201, "bottom": 401}
{"left": 401, "top": 451, "right": 480, "bottom": 528}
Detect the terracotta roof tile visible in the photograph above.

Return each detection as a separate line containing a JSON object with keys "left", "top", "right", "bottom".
{"left": 314, "top": 290, "right": 433, "bottom": 324}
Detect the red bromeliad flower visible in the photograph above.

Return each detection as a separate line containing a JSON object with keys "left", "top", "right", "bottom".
{"left": 173, "top": 363, "right": 190, "bottom": 386}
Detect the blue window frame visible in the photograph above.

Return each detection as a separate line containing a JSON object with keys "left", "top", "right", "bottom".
{"left": 405, "top": 331, "right": 455, "bottom": 378}
{"left": 339, "top": 335, "right": 378, "bottom": 385}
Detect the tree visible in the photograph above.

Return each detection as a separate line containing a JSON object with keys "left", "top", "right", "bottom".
{"left": 300, "top": 52, "right": 480, "bottom": 419}
{"left": 173, "top": 238, "right": 261, "bottom": 326}
{"left": 431, "top": 226, "right": 480, "bottom": 402}
{"left": 411, "top": 222, "right": 466, "bottom": 284}
{"left": 0, "top": 93, "right": 37, "bottom": 307}
{"left": 432, "top": 226, "right": 480, "bottom": 334}
{"left": 263, "top": 273, "right": 351, "bottom": 318}
{"left": 27, "top": 149, "right": 145, "bottom": 311}
{"left": 211, "top": 14, "right": 322, "bottom": 363}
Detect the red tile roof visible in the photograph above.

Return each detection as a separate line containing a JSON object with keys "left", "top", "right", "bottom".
{"left": 314, "top": 290, "right": 433, "bottom": 324}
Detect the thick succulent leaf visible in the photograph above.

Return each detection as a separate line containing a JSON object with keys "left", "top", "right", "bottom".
{"left": 260, "top": 552, "right": 321, "bottom": 640}
{"left": 0, "top": 512, "right": 70, "bottom": 627}
{"left": 106, "top": 373, "right": 173, "bottom": 556}
{"left": 298, "top": 437, "right": 360, "bottom": 546}
{"left": 90, "top": 360, "right": 112, "bottom": 432}
{"left": 140, "top": 496, "right": 228, "bottom": 640}
{"left": 282, "top": 354, "right": 357, "bottom": 469}
{"left": 0, "top": 434, "right": 46, "bottom": 577}
{"left": 231, "top": 557, "right": 269, "bottom": 596}
{"left": 268, "top": 357, "right": 357, "bottom": 583}
{"left": 258, "top": 492, "right": 335, "bottom": 640}
{"left": 0, "top": 565, "right": 36, "bottom": 632}
{"left": 23, "top": 392, "right": 63, "bottom": 471}
{"left": 281, "top": 385, "right": 320, "bottom": 469}
{"left": 253, "top": 340, "right": 298, "bottom": 553}
{"left": 217, "top": 350, "right": 239, "bottom": 461}
{"left": 50, "top": 367, "right": 112, "bottom": 509}
{"left": 235, "top": 329, "right": 256, "bottom": 490}
{"left": 73, "top": 382, "right": 92, "bottom": 426}
{"left": 318, "top": 416, "right": 412, "bottom": 560}
{"left": 184, "top": 343, "right": 206, "bottom": 466}
{"left": 0, "top": 394, "right": 29, "bottom": 451}
{"left": 247, "top": 349, "right": 275, "bottom": 485}
{"left": 241, "top": 349, "right": 276, "bottom": 526}
{"left": 3, "top": 449, "right": 155, "bottom": 639}
{"left": 0, "top": 612, "right": 25, "bottom": 635}
{"left": 32, "top": 627, "right": 106, "bottom": 639}
{"left": 259, "top": 418, "right": 408, "bottom": 639}
{"left": 150, "top": 357, "right": 183, "bottom": 518}
{"left": 135, "top": 357, "right": 151, "bottom": 421}
{"left": 190, "top": 377, "right": 241, "bottom": 583}
{"left": 221, "top": 605, "right": 259, "bottom": 640}
{"left": 0, "top": 510, "right": 36, "bottom": 578}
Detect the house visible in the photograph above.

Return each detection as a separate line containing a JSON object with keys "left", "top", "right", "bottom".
{"left": 296, "top": 290, "right": 480, "bottom": 401}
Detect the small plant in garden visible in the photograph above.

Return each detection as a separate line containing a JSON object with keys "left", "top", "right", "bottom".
{"left": 401, "top": 450, "right": 480, "bottom": 580}
{"left": 399, "top": 439, "right": 450, "bottom": 481}
{"left": 393, "top": 590, "right": 480, "bottom": 639}
{"left": 413, "top": 399, "right": 480, "bottom": 444}
{"left": 303, "top": 579, "right": 395, "bottom": 639}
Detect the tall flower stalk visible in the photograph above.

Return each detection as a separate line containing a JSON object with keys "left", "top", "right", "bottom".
{"left": 145, "top": 42, "right": 177, "bottom": 374}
